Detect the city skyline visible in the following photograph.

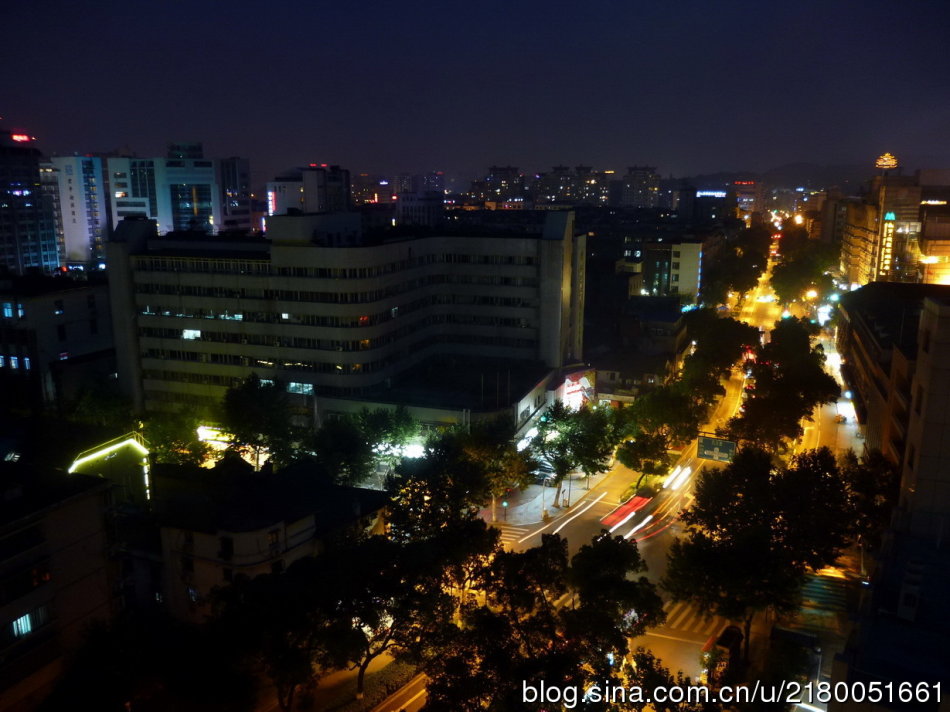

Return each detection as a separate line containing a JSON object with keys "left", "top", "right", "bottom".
{"left": 5, "top": 1, "right": 950, "bottom": 185}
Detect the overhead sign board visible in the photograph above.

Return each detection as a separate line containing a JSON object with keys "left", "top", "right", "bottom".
{"left": 697, "top": 435, "right": 736, "bottom": 463}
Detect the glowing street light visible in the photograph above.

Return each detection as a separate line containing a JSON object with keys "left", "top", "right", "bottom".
{"left": 805, "top": 289, "right": 818, "bottom": 300}
{"left": 793, "top": 214, "right": 804, "bottom": 225}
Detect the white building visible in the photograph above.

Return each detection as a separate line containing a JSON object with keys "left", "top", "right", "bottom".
{"left": 51, "top": 156, "right": 107, "bottom": 265}
{"left": 106, "top": 156, "right": 222, "bottom": 234}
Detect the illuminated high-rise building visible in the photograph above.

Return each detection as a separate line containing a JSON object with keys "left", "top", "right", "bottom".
{"left": 0, "top": 131, "right": 59, "bottom": 273}
{"left": 106, "top": 153, "right": 222, "bottom": 234}
{"left": 51, "top": 156, "right": 108, "bottom": 265}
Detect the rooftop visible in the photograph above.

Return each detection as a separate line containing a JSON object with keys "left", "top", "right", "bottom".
{"left": 0, "top": 463, "right": 109, "bottom": 533}
{"left": 153, "top": 458, "right": 388, "bottom": 535}
{"left": 839, "top": 282, "right": 950, "bottom": 357}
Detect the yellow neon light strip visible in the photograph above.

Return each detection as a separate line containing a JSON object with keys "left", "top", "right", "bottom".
{"left": 68, "top": 438, "right": 149, "bottom": 474}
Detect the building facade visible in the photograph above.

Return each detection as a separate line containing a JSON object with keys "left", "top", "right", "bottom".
{"left": 107, "top": 211, "right": 585, "bottom": 422}
{"left": 106, "top": 155, "right": 222, "bottom": 234}
{"left": 51, "top": 156, "right": 108, "bottom": 266}
{"left": 0, "top": 274, "right": 115, "bottom": 406}
{"left": 0, "top": 468, "right": 116, "bottom": 712}
{"left": 0, "top": 132, "right": 59, "bottom": 274}
{"left": 265, "top": 165, "right": 351, "bottom": 216}
{"left": 620, "top": 166, "right": 659, "bottom": 209}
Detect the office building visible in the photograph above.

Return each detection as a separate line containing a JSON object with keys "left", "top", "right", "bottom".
{"left": 0, "top": 466, "right": 116, "bottom": 712}
{"left": 51, "top": 156, "right": 108, "bottom": 265}
{"left": 620, "top": 166, "right": 659, "bottom": 209}
{"left": 395, "top": 190, "right": 443, "bottom": 227}
{"left": 0, "top": 132, "right": 60, "bottom": 274}
{"left": 265, "top": 164, "right": 351, "bottom": 216}
{"left": 218, "top": 156, "right": 253, "bottom": 232}
{"left": 107, "top": 211, "right": 584, "bottom": 428}
{"left": 838, "top": 164, "right": 950, "bottom": 288}
{"left": 107, "top": 154, "right": 222, "bottom": 234}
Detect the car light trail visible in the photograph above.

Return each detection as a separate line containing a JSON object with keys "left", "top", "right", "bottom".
{"left": 662, "top": 466, "right": 682, "bottom": 489}
{"left": 669, "top": 466, "right": 692, "bottom": 490}
{"left": 624, "top": 514, "right": 653, "bottom": 539}
{"left": 552, "top": 492, "right": 606, "bottom": 534}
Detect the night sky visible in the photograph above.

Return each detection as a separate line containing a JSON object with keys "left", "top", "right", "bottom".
{"left": 5, "top": 0, "right": 950, "bottom": 186}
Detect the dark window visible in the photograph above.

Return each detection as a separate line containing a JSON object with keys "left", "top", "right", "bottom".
{"left": 218, "top": 536, "right": 233, "bottom": 561}
{"left": 222, "top": 568, "right": 233, "bottom": 583}
{"left": 181, "top": 557, "right": 194, "bottom": 573}
{"left": 57, "top": 324, "right": 66, "bottom": 341}
{"left": 89, "top": 319, "right": 98, "bottom": 335}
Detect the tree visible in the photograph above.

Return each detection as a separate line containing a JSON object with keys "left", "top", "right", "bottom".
{"left": 143, "top": 410, "right": 211, "bottom": 466}
{"left": 357, "top": 405, "right": 419, "bottom": 471}
{"left": 308, "top": 414, "right": 375, "bottom": 485}
{"left": 386, "top": 431, "right": 494, "bottom": 542}
{"left": 615, "top": 433, "right": 670, "bottom": 494}
{"left": 221, "top": 373, "right": 298, "bottom": 468}
{"left": 212, "top": 568, "right": 332, "bottom": 711}
{"left": 420, "top": 533, "right": 665, "bottom": 711}
{"left": 459, "top": 416, "right": 536, "bottom": 521}
{"left": 664, "top": 447, "right": 852, "bottom": 661}
{"left": 531, "top": 400, "right": 582, "bottom": 508}
{"left": 630, "top": 386, "right": 702, "bottom": 451}
{"left": 721, "top": 317, "right": 839, "bottom": 450}
{"left": 621, "top": 649, "right": 706, "bottom": 712}
{"left": 572, "top": 405, "right": 616, "bottom": 486}
{"left": 839, "top": 448, "right": 900, "bottom": 552}
{"left": 313, "top": 536, "right": 454, "bottom": 699}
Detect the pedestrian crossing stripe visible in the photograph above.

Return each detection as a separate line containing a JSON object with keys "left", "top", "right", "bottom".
{"left": 660, "top": 600, "right": 728, "bottom": 636}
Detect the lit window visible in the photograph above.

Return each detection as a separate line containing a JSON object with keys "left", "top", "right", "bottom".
{"left": 2, "top": 303, "right": 11, "bottom": 318}
{"left": 23, "top": 357, "right": 30, "bottom": 370}
{"left": 182, "top": 329, "right": 201, "bottom": 340}
{"left": 260, "top": 379, "right": 274, "bottom": 386}
{"left": 11, "top": 613, "right": 32, "bottom": 637}
{"left": 288, "top": 382, "right": 314, "bottom": 395}
{"left": 16, "top": 304, "right": 24, "bottom": 318}
{"left": 10, "top": 356, "right": 18, "bottom": 370}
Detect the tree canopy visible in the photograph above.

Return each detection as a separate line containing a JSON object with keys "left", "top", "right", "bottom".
{"left": 664, "top": 446, "right": 852, "bottom": 659}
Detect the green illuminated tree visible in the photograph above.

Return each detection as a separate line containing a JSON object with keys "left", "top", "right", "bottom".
{"left": 221, "top": 374, "right": 298, "bottom": 468}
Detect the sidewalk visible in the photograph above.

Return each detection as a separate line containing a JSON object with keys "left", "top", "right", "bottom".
{"left": 480, "top": 469, "right": 613, "bottom": 526}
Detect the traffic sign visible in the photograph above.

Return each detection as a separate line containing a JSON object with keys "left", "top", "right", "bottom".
{"left": 697, "top": 435, "right": 737, "bottom": 463}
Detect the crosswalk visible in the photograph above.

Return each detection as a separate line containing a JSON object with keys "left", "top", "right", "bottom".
{"left": 495, "top": 523, "right": 532, "bottom": 546}
{"left": 658, "top": 600, "right": 730, "bottom": 638}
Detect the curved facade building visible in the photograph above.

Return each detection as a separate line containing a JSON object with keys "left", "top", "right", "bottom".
{"left": 107, "top": 212, "right": 584, "bottom": 423}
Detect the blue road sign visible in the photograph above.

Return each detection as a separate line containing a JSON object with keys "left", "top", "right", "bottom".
{"left": 697, "top": 435, "right": 737, "bottom": 463}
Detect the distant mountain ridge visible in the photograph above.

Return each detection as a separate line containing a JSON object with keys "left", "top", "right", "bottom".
{"left": 684, "top": 163, "right": 876, "bottom": 192}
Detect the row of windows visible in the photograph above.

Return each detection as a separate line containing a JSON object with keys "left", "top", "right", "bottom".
{"left": 141, "top": 332, "right": 540, "bottom": 378}
{"left": 138, "top": 293, "right": 535, "bottom": 328}
{"left": 135, "top": 273, "right": 539, "bottom": 305}
{"left": 140, "top": 312, "right": 534, "bottom": 353}
{"left": 142, "top": 351, "right": 393, "bottom": 375}
{"left": 132, "top": 252, "right": 537, "bottom": 278}
{"left": 0, "top": 355, "right": 31, "bottom": 370}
